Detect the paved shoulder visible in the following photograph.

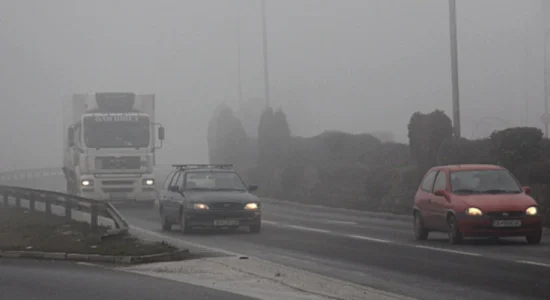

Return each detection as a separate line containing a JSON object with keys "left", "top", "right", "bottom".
{"left": 0, "top": 259, "right": 255, "bottom": 300}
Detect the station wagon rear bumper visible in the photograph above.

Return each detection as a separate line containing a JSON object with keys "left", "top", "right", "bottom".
{"left": 186, "top": 210, "right": 261, "bottom": 227}
{"left": 162, "top": 209, "right": 261, "bottom": 227}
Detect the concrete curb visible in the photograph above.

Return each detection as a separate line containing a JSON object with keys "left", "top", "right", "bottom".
{"left": 0, "top": 249, "right": 190, "bottom": 264}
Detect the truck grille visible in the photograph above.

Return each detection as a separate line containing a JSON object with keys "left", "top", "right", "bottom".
{"left": 96, "top": 156, "right": 141, "bottom": 170}
{"left": 103, "top": 188, "right": 134, "bottom": 193}
{"left": 101, "top": 180, "right": 135, "bottom": 185}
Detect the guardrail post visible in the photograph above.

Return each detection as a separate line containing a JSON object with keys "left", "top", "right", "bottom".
{"left": 29, "top": 192, "right": 35, "bottom": 212}
{"left": 65, "top": 197, "right": 72, "bottom": 221}
{"left": 3, "top": 191, "right": 8, "bottom": 206}
{"left": 91, "top": 204, "right": 98, "bottom": 231}
{"left": 44, "top": 194, "right": 51, "bottom": 214}
{"left": 15, "top": 192, "right": 20, "bottom": 208}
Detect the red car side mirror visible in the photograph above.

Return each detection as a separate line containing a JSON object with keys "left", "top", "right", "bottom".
{"left": 522, "top": 186, "right": 531, "bottom": 195}
{"left": 434, "top": 189, "right": 450, "bottom": 201}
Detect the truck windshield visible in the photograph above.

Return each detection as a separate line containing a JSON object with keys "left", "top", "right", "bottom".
{"left": 83, "top": 115, "right": 150, "bottom": 148}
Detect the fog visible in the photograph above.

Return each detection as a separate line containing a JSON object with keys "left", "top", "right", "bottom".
{"left": 0, "top": 0, "right": 546, "bottom": 170}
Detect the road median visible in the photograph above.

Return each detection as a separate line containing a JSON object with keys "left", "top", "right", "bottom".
{"left": 0, "top": 206, "right": 189, "bottom": 264}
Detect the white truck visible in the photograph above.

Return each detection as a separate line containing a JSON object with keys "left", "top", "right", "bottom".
{"left": 62, "top": 92, "right": 165, "bottom": 203}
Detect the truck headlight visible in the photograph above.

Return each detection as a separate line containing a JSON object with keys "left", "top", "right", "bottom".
{"left": 81, "top": 180, "right": 93, "bottom": 187}
{"left": 466, "top": 207, "right": 483, "bottom": 216}
{"left": 245, "top": 203, "right": 259, "bottom": 210}
{"left": 143, "top": 179, "right": 155, "bottom": 186}
{"left": 526, "top": 206, "right": 538, "bottom": 216}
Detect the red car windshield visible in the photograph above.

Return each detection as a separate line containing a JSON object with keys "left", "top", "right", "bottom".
{"left": 449, "top": 169, "right": 522, "bottom": 194}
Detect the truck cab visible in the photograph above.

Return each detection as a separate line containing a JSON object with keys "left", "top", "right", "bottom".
{"left": 63, "top": 92, "right": 165, "bottom": 203}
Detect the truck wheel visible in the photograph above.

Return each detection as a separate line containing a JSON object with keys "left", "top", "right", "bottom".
{"left": 66, "top": 181, "right": 73, "bottom": 194}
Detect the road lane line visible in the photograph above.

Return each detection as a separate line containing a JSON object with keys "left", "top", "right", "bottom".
{"left": 347, "top": 234, "right": 393, "bottom": 244}
{"left": 262, "top": 220, "right": 280, "bottom": 226}
{"left": 130, "top": 225, "right": 244, "bottom": 257}
{"left": 325, "top": 220, "right": 358, "bottom": 225}
{"left": 286, "top": 225, "right": 332, "bottom": 234}
{"left": 517, "top": 260, "right": 550, "bottom": 268}
{"left": 413, "top": 245, "right": 482, "bottom": 257}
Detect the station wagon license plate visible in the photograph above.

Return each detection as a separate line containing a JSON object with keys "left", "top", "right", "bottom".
{"left": 492, "top": 220, "right": 521, "bottom": 228}
{"left": 213, "top": 220, "right": 239, "bottom": 226}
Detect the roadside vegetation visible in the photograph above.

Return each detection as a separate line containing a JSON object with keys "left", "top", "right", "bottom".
{"left": 208, "top": 105, "right": 550, "bottom": 226}
{"left": 0, "top": 206, "right": 176, "bottom": 256}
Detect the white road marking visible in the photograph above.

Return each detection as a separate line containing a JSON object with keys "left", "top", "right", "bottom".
{"left": 76, "top": 262, "right": 96, "bottom": 267}
{"left": 325, "top": 220, "right": 358, "bottom": 225}
{"left": 517, "top": 260, "right": 550, "bottom": 268}
{"left": 130, "top": 225, "right": 244, "bottom": 257}
{"left": 262, "top": 220, "right": 280, "bottom": 226}
{"left": 413, "top": 245, "right": 482, "bottom": 257}
{"left": 286, "top": 225, "right": 332, "bottom": 234}
{"left": 347, "top": 235, "right": 393, "bottom": 244}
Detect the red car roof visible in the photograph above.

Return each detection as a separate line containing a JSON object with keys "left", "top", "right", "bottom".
{"left": 433, "top": 164, "right": 504, "bottom": 172}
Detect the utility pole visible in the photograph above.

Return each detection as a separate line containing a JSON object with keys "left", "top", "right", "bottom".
{"left": 261, "top": 0, "right": 271, "bottom": 108}
{"left": 543, "top": 1, "right": 550, "bottom": 137}
{"left": 544, "top": 31, "right": 549, "bottom": 137}
{"left": 236, "top": 2, "right": 243, "bottom": 108}
{"left": 449, "top": 0, "right": 461, "bottom": 138}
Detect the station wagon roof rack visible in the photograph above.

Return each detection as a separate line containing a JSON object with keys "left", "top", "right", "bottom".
{"left": 172, "top": 164, "right": 234, "bottom": 170}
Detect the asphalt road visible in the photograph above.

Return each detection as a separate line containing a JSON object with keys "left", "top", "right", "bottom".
{"left": 7, "top": 174, "right": 550, "bottom": 300}
{"left": 119, "top": 199, "right": 550, "bottom": 300}
{"left": 0, "top": 258, "right": 256, "bottom": 300}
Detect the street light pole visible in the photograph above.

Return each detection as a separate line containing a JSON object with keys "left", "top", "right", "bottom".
{"left": 449, "top": 0, "right": 461, "bottom": 138}
{"left": 236, "top": 2, "right": 243, "bottom": 108}
{"left": 261, "top": 0, "right": 271, "bottom": 108}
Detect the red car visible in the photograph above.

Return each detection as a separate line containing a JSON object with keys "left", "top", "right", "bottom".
{"left": 413, "top": 164, "right": 542, "bottom": 245}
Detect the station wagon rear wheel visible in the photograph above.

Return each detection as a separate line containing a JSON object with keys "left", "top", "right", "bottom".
{"left": 180, "top": 213, "right": 191, "bottom": 234}
{"left": 160, "top": 213, "right": 172, "bottom": 231}
{"left": 414, "top": 212, "right": 429, "bottom": 241}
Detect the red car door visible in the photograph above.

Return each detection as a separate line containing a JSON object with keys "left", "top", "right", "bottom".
{"left": 415, "top": 170, "right": 438, "bottom": 228}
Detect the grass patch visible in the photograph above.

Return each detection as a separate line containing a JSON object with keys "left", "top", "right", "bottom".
{"left": 0, "top": 206, "right": 177, "bottom": 256}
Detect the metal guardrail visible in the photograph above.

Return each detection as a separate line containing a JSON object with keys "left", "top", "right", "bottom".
{"left": 0, "top": 166, "right": 174, "bottom": 182}
{"left": 0, "top": 167, "right": 63, "bottom": 182}
{"left": 0, "top": 167, "right": 172, "bottom": 236}
{"left": 0, "top": 178, "right": 129, "bottom": 237}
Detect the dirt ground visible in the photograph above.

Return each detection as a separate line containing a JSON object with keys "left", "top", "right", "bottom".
{"left": 0, "top": 206, "right": 176, "bottom": 256}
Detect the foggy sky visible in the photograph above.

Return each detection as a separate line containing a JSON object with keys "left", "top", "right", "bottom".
{"left": 0, "top": 0, "right": 545, "bottom": 170}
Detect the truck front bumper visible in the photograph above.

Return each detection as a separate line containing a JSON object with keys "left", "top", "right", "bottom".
{"left": 78, "top": 174, "right": 156, "bottom": 202}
